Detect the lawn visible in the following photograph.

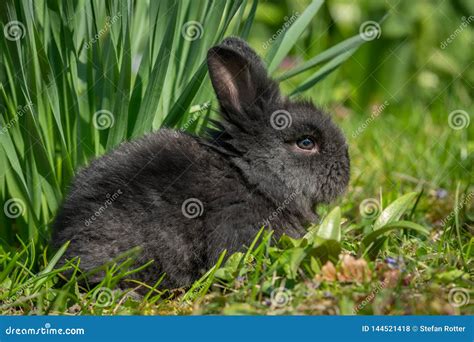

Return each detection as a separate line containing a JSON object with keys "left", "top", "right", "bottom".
{"left": 0, "top": 0, "right": 472, "bottom": 315}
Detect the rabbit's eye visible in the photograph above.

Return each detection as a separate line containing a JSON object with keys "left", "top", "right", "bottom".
{"left": 296, "top": 137, "right": 317, "bottom": 151}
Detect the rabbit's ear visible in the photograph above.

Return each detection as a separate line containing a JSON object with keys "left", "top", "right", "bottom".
{"left": 207, "top": 37, "right": 278, "bottom": 114}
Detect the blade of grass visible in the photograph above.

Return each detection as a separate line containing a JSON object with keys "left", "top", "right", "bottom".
{"left": 289, "top": 48, "right": 357, "bottom": 96}
{"left": 130, "top": 3, "right": 177, "bottom": 137}
{"left": 267, "top": 0, "right": 323, "bottom": 74}
{"left": 277, "top": 34, "right": 368, "bottom": 81}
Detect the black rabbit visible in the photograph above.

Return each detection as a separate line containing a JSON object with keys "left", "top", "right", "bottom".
{"left": 52, "top": 37, "right": 350, "bottom": 289}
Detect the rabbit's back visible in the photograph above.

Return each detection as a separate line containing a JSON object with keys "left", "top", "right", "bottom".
{"left": 53, "top": 129, "right": 248, "bottom": 287}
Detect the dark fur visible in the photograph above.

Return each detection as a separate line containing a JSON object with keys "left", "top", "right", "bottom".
{"left": 52, "top": 37, "right": 350, "bottom": 289}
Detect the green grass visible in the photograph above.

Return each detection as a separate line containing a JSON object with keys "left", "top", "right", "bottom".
{"left": 0, "top": 0, "right": 472, "bottom": 315}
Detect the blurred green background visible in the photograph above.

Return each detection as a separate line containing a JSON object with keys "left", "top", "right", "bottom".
{"left": 253, "top": 0, "right": 473, "bottom": 108}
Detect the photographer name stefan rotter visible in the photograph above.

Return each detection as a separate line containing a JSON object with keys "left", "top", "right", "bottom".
{"left": 419, "top": 325, "right": 466, "bottom": 332}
